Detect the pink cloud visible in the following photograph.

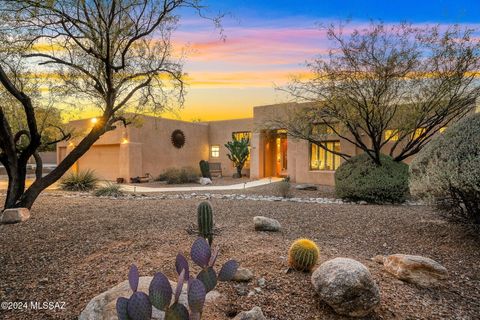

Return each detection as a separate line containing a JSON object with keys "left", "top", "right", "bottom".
{"left": 171, "top": 26, "right": 331, "bottom": 66}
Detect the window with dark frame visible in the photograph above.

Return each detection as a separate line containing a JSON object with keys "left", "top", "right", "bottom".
{"left": 310, "top": 141, "right": 341, "bottom": 171}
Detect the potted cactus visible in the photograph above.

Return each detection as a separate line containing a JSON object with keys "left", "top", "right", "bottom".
{"left": 116, "top": 238, "right": 239, "bottom": 320}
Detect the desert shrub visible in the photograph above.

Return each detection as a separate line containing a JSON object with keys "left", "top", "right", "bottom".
{"left": 156, "top": 167, "right": 200, "bottom": 184}
{"left": 94, "top": 183, "right": 124, "bottom": 197}
{"left": 60, "top": 170, "right": 98, "bottom": 191}
{"left": 276, "top": 176, "right": 292, "bottom": 198}
{"left": 410, "top": 114, "right": 480, "bottom": 225}
{"left": 335, "top": 153, "right": 409, "bottom": 203}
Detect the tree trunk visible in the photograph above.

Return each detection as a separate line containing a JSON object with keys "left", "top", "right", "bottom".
{"left": 236, "top": 166, "right": 242, "bottom": 178}
{"left": 2, "top": 128, "right": 105, "bottom": 210}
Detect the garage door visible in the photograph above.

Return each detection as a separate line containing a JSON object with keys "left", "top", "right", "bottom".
{"left": 77, "top": 144, "right": 120, "bottom": 180}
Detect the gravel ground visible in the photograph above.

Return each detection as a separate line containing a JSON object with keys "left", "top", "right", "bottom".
{"left": 0, "top": 192, "right": 479, "bottom": 320}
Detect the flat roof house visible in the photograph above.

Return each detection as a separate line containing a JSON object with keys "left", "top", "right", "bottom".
{"left": 58, "top": 102, "right": 472, "bottom": 185}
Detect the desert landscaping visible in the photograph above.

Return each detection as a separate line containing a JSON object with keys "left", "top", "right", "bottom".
{"left": 1, "top": 1, "right": 480, "bottom": 320}
{"left": 1, "top": 183, "right": 480, "bottom": 319}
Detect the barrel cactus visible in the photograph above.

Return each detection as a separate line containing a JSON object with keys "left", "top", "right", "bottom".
{"left": 116, "top": 238, "right": 239, "bottom": 320}
{"left": 197, "top": 201, "right": 214, "bottom": 245}
{"left": 288, "top": 239, "right": 320, "bottom": 272}
{"left": 199, "top": 160, "right": 211, "bottom": 179}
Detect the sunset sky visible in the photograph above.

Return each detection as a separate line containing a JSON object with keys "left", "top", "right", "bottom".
{"left": 164, "top": 0, "right": 480, "bottom": 121}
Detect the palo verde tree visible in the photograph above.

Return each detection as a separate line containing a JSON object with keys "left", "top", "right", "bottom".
{"left": 272, "top": 22, "right": 480, "bottom": 165}
{"left": 225, "top": 136, "right": 250, "bottom": 178}
{"left": 0, "top": 0, "right": 218, "bottom": 210}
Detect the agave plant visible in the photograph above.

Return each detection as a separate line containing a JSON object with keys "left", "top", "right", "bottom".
{"left": 116, "top": 238, "right": 239, "bottom": 320}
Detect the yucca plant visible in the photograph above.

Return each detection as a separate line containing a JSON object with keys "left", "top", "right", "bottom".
{"left": 117, "top": 238, "right": 239, "bottom": 320}
{"left": 60, "top": 169, "right": 98, "bottom": 191}
{"left": 224, "top": 136, "right": 250, "bottom": 178}
{"left": 94, "top": 183, "right": 124, "bottom": 197}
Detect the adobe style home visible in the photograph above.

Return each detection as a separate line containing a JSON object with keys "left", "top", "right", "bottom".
{"left": 57, "top": 102, "right": 479, "bottom": 186}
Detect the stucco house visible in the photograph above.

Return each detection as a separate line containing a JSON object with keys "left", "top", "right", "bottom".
{"left": 57, "top": 102, "right": 478, "bottom": 186}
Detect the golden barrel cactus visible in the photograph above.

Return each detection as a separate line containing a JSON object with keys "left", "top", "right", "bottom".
{"left": 288, "top": 239, "right": 320, "bottom": 272}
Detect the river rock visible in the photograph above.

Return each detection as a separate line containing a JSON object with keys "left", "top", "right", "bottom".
{"left": 233, "top": 268, "right": 254, "bottom": 282}
{"left": 383, "top": 254, "right": 448, "bottom": 287}
{"left": 253, "top": 216, "right": 280, "bottom": 231}
{"left": 311, "top": 258, "right": 380, "bottom": 317}
{"left": 1, "top": 208, "right": 30, "bottom": 224}
{"left": 233, "top": 306, "right": 267, "bottom": 320}
{"left": 199, "top": 177, "right": 213, "bottom": 185}
{"left": 295, "top": 184, "right": 318, "bottom": 191}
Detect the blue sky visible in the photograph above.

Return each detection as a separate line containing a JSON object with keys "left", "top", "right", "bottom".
{"left": 197, "top": 0, "right": 480, "bottom": 24}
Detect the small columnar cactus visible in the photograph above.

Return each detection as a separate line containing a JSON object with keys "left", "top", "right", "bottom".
{"left": 116, "top": 238, "right": 239, "bottom": 320}
{"left": 197, "top": 201, "right": 214, "bottom": 245}
{"left": 288, "top": 238, "right": 320, "bottom": 272}
{"left": 199, "top": 160, "right": 211, "bottom": 179}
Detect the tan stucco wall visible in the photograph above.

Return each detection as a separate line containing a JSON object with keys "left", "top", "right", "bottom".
{"left": 57, "top": 115, "right": 210, "bottom": 181}
{"left": 126, "top": 116, "right": 210, "bottom": 179}
{"left": 206, "top": 118, "right": 253, "bottom": 177}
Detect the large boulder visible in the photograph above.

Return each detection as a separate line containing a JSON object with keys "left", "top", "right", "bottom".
{"left": 311, "top": 258, "right": 380, "bottom": 317}
{"left": 253, "top": 216, "right": 280, "bottom": 232}
{"left": 383, "top": 254, "right": 448, "bottom": 287}
{"left": 79, "top": 276, "right": 219, "bottom": 320}
{"left": 233, "top": 306, "right": 267, "bottom": 320}
{"left": 1, "top": 208, "right": 30, "bottom": 224}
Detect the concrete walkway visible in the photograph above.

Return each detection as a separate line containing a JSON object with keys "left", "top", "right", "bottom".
{"left": 119, "top": 177, "right": 283, "bottom": 193}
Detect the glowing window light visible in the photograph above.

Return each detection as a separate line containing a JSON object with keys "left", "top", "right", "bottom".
{"left": 211, "top": 145, "right": 220, "bottom": 158}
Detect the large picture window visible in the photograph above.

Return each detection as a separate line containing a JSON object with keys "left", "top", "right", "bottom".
{"left": 310, "top": 141, "right": 341, "bottom": 171}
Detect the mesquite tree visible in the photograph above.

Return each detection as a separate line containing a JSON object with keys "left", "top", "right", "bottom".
{"left": 0, "top": 0, "right": 216, "bottom": 210}
{"left": 273, "top": 22, "right": 480, "bottom": 165}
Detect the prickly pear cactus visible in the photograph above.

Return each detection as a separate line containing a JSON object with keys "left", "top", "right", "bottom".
{"left": 116, "top": 237, "right": 239, "bottom": 320}
{"left": 288, "top": 238, "right": 320, "bottom": 272}
{"left": 197, "top": 201, "right": 213, "bottom": 245}
{"left": 127, "top": 292, "right": 152, "bottom": 320}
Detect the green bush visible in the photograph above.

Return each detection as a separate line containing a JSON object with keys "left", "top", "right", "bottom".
{"left": 410, "top": 114, "right": 480, "bottom": 224}
{"left": 94, "top": 183, "right": 124, "bottom": 197}
{"left": 335, "top": 153, "right": 409, "bottom": 203}
{"left": 156, "top": 167, "right": 200, "bottom": 184}
{"left": 60, "top": 169, "right": 99, "bottom": 191}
